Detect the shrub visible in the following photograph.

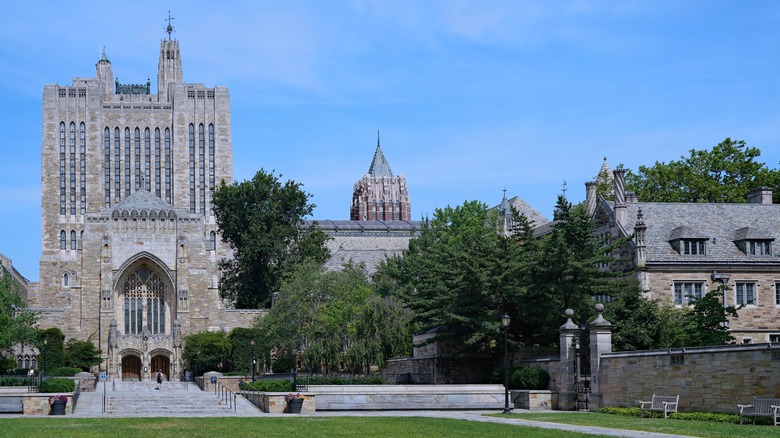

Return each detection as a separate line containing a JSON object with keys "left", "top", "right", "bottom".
{"left": 598, "top": 406, "right": 743, "bottom": 424}
{"left": 241, "top": 379, "right": 293, "bottom": 392}
{"left": 0, "top": 376, "right": 29, "bottom": 386}
{"left": 0, "top": 356, "right": 17, "bottom": 374}
{"left": 509, "top": 367, "right": 549, "bottom": 390}
{"left": 222, "top": 371, "right": 245, "bottom": 377}
{"left": 49, "top": 366, "right": 81, "bottom": 377}
{"left": 272, "top": 356, "right": 295, "bottom": 374}
{"left": 39, "top": 377, "right": 75, "bottom": 393}
{"left": 297, "top": 376, "right": 385, "bottom": 385}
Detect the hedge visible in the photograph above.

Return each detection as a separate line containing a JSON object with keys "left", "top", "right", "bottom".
{"left": 39, "top": 377, "right": 75, "bottom": 393}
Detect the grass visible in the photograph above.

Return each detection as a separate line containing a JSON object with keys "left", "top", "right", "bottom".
{"left": 496, "top": 411, "right": 780, "bottom": 438}
{"left": 0, "top": 417, "right": 613, "bottom": 438}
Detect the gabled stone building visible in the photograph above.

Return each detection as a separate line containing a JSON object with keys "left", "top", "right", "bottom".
{"left": 587, "top": 168, "right": 780, "bottom": 343}
{"left": 350, "top": 132, "right": 412, "bottom": 222}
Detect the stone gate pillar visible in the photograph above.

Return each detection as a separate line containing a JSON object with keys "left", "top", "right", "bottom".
{"left": 588, "top": 303, "right": 613, "bottom": 410}
{"left": 558, "top": 309, "right": 579, "bottom": 411}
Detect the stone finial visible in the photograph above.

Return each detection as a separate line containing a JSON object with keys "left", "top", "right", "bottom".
{"left": 589, "top": 303, "right": 612, "bottom": 327}
{"left": 560, "top": 308, "right": 579, "bottom": 330}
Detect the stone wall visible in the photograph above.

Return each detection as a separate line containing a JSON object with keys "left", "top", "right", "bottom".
{"left": 599, "top": 344, "right": 780, "bottom": 413}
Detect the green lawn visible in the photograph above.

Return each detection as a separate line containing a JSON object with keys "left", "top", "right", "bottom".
{"left": 498, "top": 412, "right": 780, "bottom": 438}
{"left": 0, "top": 417, "right": 610, "bottom": 438}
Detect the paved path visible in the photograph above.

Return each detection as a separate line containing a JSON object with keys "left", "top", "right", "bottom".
{"left": 66, "top": 382, "right": 695, "bottom": 437}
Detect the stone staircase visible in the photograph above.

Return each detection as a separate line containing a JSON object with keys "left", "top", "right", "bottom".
{"left": 105, "top": 382, "right": 235, "bottom": 416}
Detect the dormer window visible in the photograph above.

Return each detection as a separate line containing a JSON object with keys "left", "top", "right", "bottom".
{"left": 682, "top": 240, "right": 706, "bottom": 255}
{"left": 734, "top": 227, "right": 774, "bottom": 256}
{"left": 668, "top": 226, "right": 708, "bottom": 256}
{"left": 748, "top": 241, "right": 771, "bottom": 256}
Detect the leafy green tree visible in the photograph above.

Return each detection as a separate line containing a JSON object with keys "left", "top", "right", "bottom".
{"left": 257, "top": 262, "right": 412, "bottom": 373}
{"left": 212, "top": 169, "right": 330, "bottom": 308}
{"left": 63, "top": 337, "right": 102, "bottom": 371}
{"left": 0, "top": 271, "right": 38, "bottom": 353}
{"left": 377, "top": 200, "right": 526, "bottom": 355}
{"left": 603, "top": 280, "right": 663, "bottom": 351}
{"left": 182, "top": 331, "right": 232, "bottom": 375}
{"left": 40, "top": 328, "right": 65, "bottom": 374}
{"left": 228, "top": 327, "right": 258, "bottom": 374}
{"left": 685, "top": 287, "right": 738, "bottom": 346}
{"left": 625, "top": 138, "right": 780, "bottom": 203}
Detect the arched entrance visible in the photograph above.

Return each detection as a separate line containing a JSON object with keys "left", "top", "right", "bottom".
{"left": 122, "top": 355, "right": 142, "bottom": 381}
{"left": 150, "top": 354, "right": 170, "bottom": 380}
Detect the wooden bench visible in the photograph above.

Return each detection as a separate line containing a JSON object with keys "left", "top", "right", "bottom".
{"left": 737, "top": 397, "right": 780, "bottom": 425}
{"left": 638, "top": 394, "right": 679, "bottom": 418}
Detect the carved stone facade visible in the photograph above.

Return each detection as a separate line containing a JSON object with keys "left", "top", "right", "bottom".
{"left": 31, "top": 34, "right": 264, "bottom": 381}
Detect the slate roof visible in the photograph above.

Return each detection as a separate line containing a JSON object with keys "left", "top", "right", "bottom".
{"left": 490, "top": 196, "right": 551, "bottom": 228}
{"left": 367, "top": 135, "right": 393, "bottom": 177}
{"left": 604, "top": 200, "right": 780, "bottom": 265}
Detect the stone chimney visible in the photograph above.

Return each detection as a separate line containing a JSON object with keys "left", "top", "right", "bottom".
{"left": 585, "top": 181, "right": 597, "bottom": 217}
{"left": 613, "top": 168, "right": 626, "bottom": 226}
{"left": 747, "top": 187, "right": 773, "bottom": 204}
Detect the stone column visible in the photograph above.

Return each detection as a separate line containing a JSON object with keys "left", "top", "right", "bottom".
{"left": 588, "top": 303, "right": 613, "bottom": 410}
{"left": 558, "top": 309, "right": 580, "bottom": 411}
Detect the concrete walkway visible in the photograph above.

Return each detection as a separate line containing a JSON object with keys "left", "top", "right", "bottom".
{"left": 66, "top": 382, "right": 695, "bottom": 437}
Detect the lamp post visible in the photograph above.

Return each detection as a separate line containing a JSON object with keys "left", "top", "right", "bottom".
{"left": 250, "top": 339, "right": 257, "bottom": 382}
{"left": 43, "top": 337, "right": 48, "bottom": 377}
{"left": 501, "top": 313, "right": 511, "bottom": 414}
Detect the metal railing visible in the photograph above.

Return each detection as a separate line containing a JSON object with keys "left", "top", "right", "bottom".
{"left": 213, "top": 380, "right": 237, "bottom": 412}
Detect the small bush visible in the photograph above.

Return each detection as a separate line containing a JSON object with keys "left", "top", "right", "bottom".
{"left": 510, "top": 367, "right": 549, "bottom": 390}
{"left": 297, "top": 376, "right": 385, "bottom": 385}
{"left": 49, "top": 367, "right": 81, "bottom": 377}
{"left": 598, "top": 406, "right": 743, "bottom": 424}
{"left": 39, "top": 377, "right": 75, "bottom": 393}
{"left": 222, "top": 371, "right": 245, "bottom": 377}
{"left": 271, "top": 356, "right": 295, "bottom": 374}
{"left": 0, "top": 376, "right": 29, "bottom": 386}
{"left": 241, "top": 379, "right": 293, "bottom": 392}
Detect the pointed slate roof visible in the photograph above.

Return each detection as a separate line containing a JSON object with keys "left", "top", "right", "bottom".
{"left": 367, "top": 131, "right": 393, "bottom": 177}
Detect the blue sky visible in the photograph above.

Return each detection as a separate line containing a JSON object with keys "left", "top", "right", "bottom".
{"left": 3, "top": 1, "right": 780, "bottom": 281}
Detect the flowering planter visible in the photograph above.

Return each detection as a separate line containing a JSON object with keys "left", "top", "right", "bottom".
{"left": 50, "top": 400, "right": 67, "bottom": 415}
{"left": 287, "top": 398, "right": 303, "bottom": 414}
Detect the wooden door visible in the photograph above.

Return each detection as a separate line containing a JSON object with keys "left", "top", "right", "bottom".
{"left": 121, "top": 355, "right": 142, "bottom": 381}
{"left": 150, "top": 355, "right": 170, "bottom": 380}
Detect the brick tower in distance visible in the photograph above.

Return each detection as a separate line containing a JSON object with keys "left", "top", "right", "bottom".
{"left": 350, "top": 132, "right": 412, "bottom": 221}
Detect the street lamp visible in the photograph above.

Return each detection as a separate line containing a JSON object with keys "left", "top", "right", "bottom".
{"left": 250, "top": 339, "right": 257, "bottom": 382}
{"left": 42, "top": 337, "right": 48, "bottom": 377}
{"left": 501, "top": 313, "right": 511, "bottom": 414}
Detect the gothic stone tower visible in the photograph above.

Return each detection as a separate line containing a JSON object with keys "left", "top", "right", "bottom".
{"left": 350, "top": 133, "right": 412, "bottom": 221}
{"left": 33, "top": 29, "right": 258, "bottom": 381}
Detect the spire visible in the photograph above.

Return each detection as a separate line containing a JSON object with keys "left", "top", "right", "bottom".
{"left": 367, "top": 130, "right": 393, "bottom": 177}
{"left": 100, "top": 46, "right": 109, "bottom": 62}
{"left": 165, "top": 11, "right": 175, "bottom": 40}
{"left": 498, "top": 188, "right": 511, "bottom": 217}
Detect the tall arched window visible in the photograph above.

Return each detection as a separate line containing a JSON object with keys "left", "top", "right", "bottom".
{"left": 79, "top": 122, "right": 86, "bottom": 214}
{"left": 124, "top": 128, "right": 131, "bottom": 197}
{"left": 69, "top": 122, "right": 76, "bottom": 215}
{"left": 144, "top": 128, "right": 151, "bottom": 191}
{"left": 209, "top": 231, "right": 216, "bottom": 251}
{"left": 123, "top": 266, "right": 166, "bottom": 334}
{"left": 114, "top": 128, "right": 121, "bottom": 203}
{"left": 188, "top": 124, "right": 195, "bottom": 213}
{"left": 104, "top": 127, "right": 111, "bottom": 207}
{"left": 60, "top": 230, "right": 66, "bottom": 250}
{"left": 164, "top": 128, "right": 172, "bottom": 204}
{"left": 60, "top": 122, "right": 66, "bottom": 215}
{"left": 154, "top": 128, "right": 161, "bottom": 198}
{"left": 70, "top": 230, "right": 77, "bottom": 250}
{"left": 198, "top": 124, "right": 205, "bottom": 215}
{"left": 208, "top": 124, "right": 215, "bottom": 213}
{"left": 134, "top": 127, "right": 141, "bottom": 191}
{"left": 63, "top": 273, "right": 69, "bottom": 287}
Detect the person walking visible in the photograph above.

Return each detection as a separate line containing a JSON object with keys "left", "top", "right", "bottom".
{"left": 156, "top": 370, "right": 164, "bottom": 390}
